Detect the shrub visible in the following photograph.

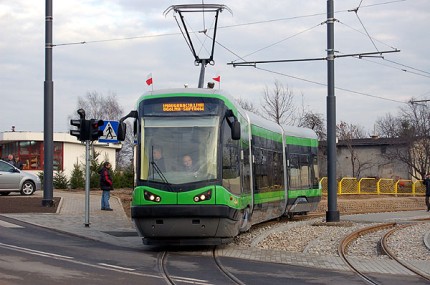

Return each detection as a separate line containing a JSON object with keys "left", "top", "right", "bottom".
{"left": 69, "top": 163, "right": 85, "bottom": 189}
{"left": 53, "top": 170, "right": 69, "bottom": 189}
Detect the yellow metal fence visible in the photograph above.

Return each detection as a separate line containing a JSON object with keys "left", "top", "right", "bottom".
{"left": 320, "top": 177, "right": 426, "bottom": 196}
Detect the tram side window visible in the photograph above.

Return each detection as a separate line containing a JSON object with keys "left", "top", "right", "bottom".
{"left": 254, "top": 148, "right": 283, "bottom": 193}
{"left": 299, "top": 154, "right": 310, "bottom": 188}
{"left": 288, "top": 153, "right": 313, "bottom": 189}
{"left": 312, "top": 155, "right": 319, "bottom": 188}
{"left": 222, "top": 123, "right": 240, "bottom": 195}
{"left": 254, "top": 148, "right": 267, "bottom": 192}
{"left": 272, "top": 151, "right": 283, "bottom": 188}
{"left": 288, "top": 154, "right": 300, "bottom": 189}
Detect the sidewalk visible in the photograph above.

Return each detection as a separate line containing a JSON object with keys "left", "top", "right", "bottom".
{"left": 3, "top": 191, "right": 142, "bottom": 249}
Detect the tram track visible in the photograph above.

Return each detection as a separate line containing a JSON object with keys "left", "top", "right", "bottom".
{"left": 158, "top": 247, "right": 244, "bottom": 285}
{"left": 380, "top": 220, "right": 430, "bottom": 282}
{"left": 339, "top": 221, "right": 430, "bottom": 284}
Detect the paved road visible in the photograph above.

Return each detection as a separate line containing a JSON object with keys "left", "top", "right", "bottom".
{"left": 1, "top": 190, "right": 429, "bottom": 279}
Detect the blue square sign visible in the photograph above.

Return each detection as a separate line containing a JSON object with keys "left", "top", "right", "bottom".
{"left": 98, "top": 120, "right": 119, "bottom": 143}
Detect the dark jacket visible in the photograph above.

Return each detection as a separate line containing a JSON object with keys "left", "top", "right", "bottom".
{"left": 15, "top": 160, "right": 23, "bottom": 170}
{"left": 99, "top": 167, "right": 113, "bottom": 191}
{"left": 6, "top": 159, "right": 16, "bottom": 167}
{"left": 423, "top": 177, "right": 430, "bottom": 196}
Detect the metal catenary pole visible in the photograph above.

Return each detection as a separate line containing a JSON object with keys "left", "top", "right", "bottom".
{"left": 43, "top": 0, "right": 54, "bottom": 207}
{"left": 326, "top": 0, "right": 340, "bottom": 222}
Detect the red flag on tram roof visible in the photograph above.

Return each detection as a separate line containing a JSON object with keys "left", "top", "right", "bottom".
{"left": 212, "top": 75, "right": 220, "bottom": 82}
{"left": 146, "top": 73, "right": 153, "bottom": 86}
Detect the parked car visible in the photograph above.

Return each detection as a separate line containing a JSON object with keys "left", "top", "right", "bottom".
{"left": 0, "top": 160, "right": 41, "bottom": 196}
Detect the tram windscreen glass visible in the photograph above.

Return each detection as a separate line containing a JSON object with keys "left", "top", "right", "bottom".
{"left": 140, "top": 116, "right": 219, "bottom": 184}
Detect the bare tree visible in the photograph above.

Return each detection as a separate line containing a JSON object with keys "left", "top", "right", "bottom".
{"left": 375, "top": 113, "right": 401, "bottom": 138}
{"left": 297, "top": 110, "right": 326, "bottom": 141}
{"left": 77, "top": 91, "right": 123, "bottom": 121}
{"left": 235, "top": 97, "right": 260, "bottom": 115}
{"left": 336, "top": 121, "right": 370, "bottom": 177}
{"left": 71, "top": 91, "right": 134, "bottom": 168}
{"left": 117, "top": 121, "right": 135, "bottom": 169}
{"left": 261, "top": 80, "right": 296, "bottom": 125}
{"left": 376, "top": 100, "right": 430, "bottom": 179}
{"left": 336, "top": 121, "right": 366, "bottom": 140}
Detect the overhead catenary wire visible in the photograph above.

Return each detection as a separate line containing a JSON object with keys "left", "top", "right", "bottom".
{"left": 256, "top": 66, "right": 405, "bottom": 103}
{"left": 206, "top": 31, "right": 406, "bottom": 104}
{"left": 232, "top": 22, "right": 325, "bottom": 63}
{"left": 348, "top": 55, "right": 430, "bottom": 79}
{"left": 350, "top": 8, "right": 381, "bottom": 54}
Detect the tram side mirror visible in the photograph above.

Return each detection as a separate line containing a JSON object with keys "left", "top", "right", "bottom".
{"left": 225, "top": 109, "right": 241, "bottom": 140}
{"left": 117, "top": 122, "right": 126, "bottom": 141}
{"left": 231, "top": 120, "right": 241, "bottom": 140}
{"left": 117, "top": 110, "right": 138, "bottom": 141}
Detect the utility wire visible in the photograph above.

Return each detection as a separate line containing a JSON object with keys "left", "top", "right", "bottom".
{"left": 256, "top": 67, "right": 406, "bottom": 103}
{"left": 216, "top": 0, "right": 405, "bottom": 30}
{"left": 349, "top": 56, "right": 430, "bottom": 79}
{"left": 337, "top": 20, "right": 397, "bottom": 50}
{"left": 53, "top": 0, "right": 406, "bottom": 47}
{"left": 337, "top": 20, "right": 430, "bottom": 78}
{"left": 209, "top": 34, "right": 407, "bottom": 104}
{"left": 383, "top": 58, "right": 430, "bottom": 76}
{"left": 350, "top": 9, "right": 380, "bottom": 53}
{"left": 52, "top": 32, "right": 180, "bottom": 47}
{"left": 232, "top": 22, "right": 324, "bottom": 63}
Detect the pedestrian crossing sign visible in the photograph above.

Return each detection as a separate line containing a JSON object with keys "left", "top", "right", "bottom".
{"left": 98, "top": 120, "right": 119, "bottom": 143}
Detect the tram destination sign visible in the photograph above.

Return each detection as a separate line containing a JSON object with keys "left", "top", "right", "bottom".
{"left": 162, "top": 103, "right": 205, "bottom": 112}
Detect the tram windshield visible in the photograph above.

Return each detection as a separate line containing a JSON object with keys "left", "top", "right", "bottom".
{"left": 140, "top": 116, "right": 219, "bottom": 184}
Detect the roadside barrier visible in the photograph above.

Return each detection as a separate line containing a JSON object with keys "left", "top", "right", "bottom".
{"left": 320, "top": 177, "right": 426, "bottom": 196}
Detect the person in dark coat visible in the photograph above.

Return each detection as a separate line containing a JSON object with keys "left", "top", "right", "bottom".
{"left": 14, "top": 156, "right": 23, "bottom": 170}
{"left": 6, "top": 154, "right": 16, "bottom": 167}
{"left": 152, "top": 146, "right": 165, "bottom": 172}
{"left": 99, "top": 162, "right": 113, "bottom": 211}
{"left": 424, "top": 173, "right": 430, "bottom": 212}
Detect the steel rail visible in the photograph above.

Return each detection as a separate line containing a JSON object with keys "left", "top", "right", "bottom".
{"left": 338, "top": 222, "right": 397, "bottom": 285}
{"left": 381, "top": 220, "right": 430, "bottom": 282}
{"left": 213, "top": 247, "right": 245, "bottom": 285}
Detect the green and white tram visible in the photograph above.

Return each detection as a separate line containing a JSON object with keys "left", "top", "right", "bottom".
{"left": 118, "top": 88, "right": 321, "bottom": 245}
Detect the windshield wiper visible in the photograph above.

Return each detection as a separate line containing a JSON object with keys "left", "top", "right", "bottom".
{"left": 150, "top": 161, "right": 174, "bottom": 192}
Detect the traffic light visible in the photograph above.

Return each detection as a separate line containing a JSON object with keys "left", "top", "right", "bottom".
{"left": 70, "top": 109, "right": 87, "bottom": 141}
{"left": 89, "top": 119, "right": 104, "bottom": 141}
{"left": 70, "top": 119, "right": 84, "bottom": 141}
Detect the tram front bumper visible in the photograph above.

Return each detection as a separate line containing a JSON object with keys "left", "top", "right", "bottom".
{"left": 131, "top": 205, "right": 241, "bottom": 238}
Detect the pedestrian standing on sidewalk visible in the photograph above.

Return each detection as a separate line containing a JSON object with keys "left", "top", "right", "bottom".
{"left": 423, "top": 173, "right": 430, "bottom": 212}
{"left": 99, "top": 162, "right": 113, "bottom": 211}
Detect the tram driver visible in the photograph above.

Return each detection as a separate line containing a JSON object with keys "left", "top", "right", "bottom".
{"left": 182, "top": 154, "right": 198, "bottom": 173}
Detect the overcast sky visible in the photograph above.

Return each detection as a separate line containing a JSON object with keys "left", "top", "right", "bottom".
{"left": 1, "top": 0, "right": 429, "bottom": 135}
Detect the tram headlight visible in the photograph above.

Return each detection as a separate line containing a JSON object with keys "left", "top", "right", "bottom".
{"left": 144, "top": 191, "right": 161, "bottom": 203}
{"left": 193, "top": 190, "right": 212, "bottom": 203}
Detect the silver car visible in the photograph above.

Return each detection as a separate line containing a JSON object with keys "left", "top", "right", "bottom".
{"left": 0, "top": 160, "right": 41, "bottom": 196}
